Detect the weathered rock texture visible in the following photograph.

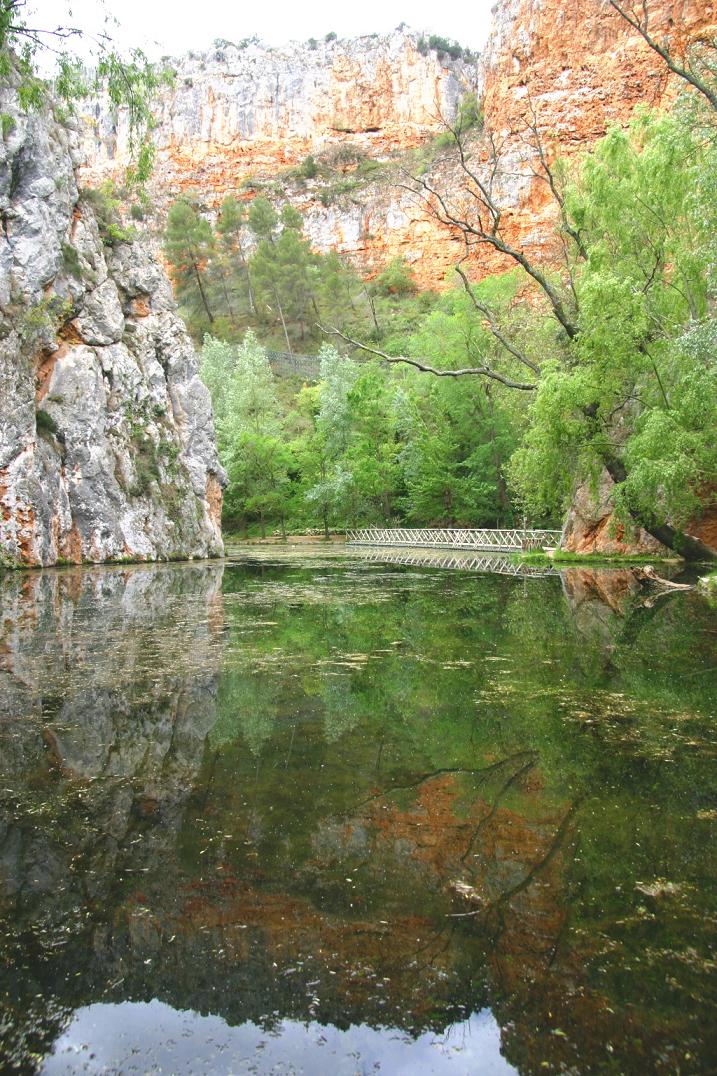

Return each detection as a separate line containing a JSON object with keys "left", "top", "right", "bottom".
{"left": 82, "top": 31, "right": 473, "bottom": 197}
{"left": 562, "top": 470, "right": 717, "bottom": 556}
{"left": 81, "top": 5, "right": 714, "bottom": 289}
{"left": 561, "top": 470, "right": 670, "bottom": 556}
{"left": 0, "top": 73, "right": 225, "bottom": 567}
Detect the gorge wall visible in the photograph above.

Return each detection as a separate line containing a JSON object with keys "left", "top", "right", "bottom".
{"left": 81, "top": 2, "right": 716, "bottom": 289}
{"left": 0, "top": 72, "right": 225, "bottom": 568}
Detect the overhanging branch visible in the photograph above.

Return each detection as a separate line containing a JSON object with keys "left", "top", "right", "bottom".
{"left": 318, "top": 324, "right": 538, "bottom": 390}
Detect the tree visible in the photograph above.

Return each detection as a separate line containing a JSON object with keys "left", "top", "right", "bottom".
{"left": 224, "top": 330, "right": 282, "bottom": 436}
{"left": 216, "top": 195, "right": 256, "bottom": 318}
{"left": 342, "top": 363, "right": 402, "bottom": 523}
{"left": 248, "top": 198, "right": 321, "bottom": 351}
{"left": 302, "top": 344, "right": 360, "bottom": 536}
{"left": 0, "top": 0, "right": 166, "bottom": 169}
{"left": 324, "top": 71, "right": 717, "bottom": 559}
{"left": 227, "top": 432, "right": 293, "bottom": 538}
{"left": 202, "top": 331, "right": 293, "bottom": 535}
{"left": 199, "top": 335, "right": 235, "bottom": 428}
{"left": 164, "top": 197, "right": 216, "bottom": 330}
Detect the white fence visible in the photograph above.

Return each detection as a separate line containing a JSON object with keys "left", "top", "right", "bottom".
{"left": 346, "top": 527, "right": 562, "bottom": 552}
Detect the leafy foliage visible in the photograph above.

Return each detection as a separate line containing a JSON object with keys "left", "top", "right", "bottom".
{"left": 178, "top": 67, "right": 716, "bottom": 547}
{"left": 509, "top": 103, "right": 717, "bottom": 535}
{"left": 0, "top": 0, "right": 168, "bottom": 178}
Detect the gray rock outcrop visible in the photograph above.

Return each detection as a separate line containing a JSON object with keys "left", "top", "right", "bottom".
{"left": 0, "top": 70, "right": 225, "bottom": 566}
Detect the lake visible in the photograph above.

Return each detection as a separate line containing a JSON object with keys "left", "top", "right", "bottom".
{"left": 1, "top": 548, "right": 715, "bottom": 1074}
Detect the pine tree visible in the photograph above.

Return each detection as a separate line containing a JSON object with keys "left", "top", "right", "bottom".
{"left": 164, "top": 197, "right": 216, "bottom": 331}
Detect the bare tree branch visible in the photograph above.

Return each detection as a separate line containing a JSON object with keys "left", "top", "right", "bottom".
{"left": 403, "top": 165, "right": 580, "bottom": 340}
{"left": 453, "top": 259, "right": 542, "bottom": 375}
{"left": 523, "top": 94, "right": 589, "bottom": 260}
{"left": 608, "top": 0, "right": 717, "bottom": 112}
{"left": 317, "top": 324, "right": 538, "bottom": 390}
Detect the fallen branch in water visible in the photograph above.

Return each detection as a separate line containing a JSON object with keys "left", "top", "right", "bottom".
{"left": 635, "top": 566, "right": 693, "bottom": 590}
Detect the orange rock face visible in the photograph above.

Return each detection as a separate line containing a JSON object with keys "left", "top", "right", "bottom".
{"left": 81, "top": 6, "right": 714, "bottom": 291}
{"left": 464, "top": 0, "right": 717, "bottom": 282}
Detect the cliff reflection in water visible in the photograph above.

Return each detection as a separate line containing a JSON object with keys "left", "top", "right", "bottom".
{"left": 0, "top": 555, "right": 715, "bottom": 1074}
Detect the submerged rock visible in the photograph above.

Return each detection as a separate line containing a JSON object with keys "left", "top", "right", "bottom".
{"left": 0, "top": 72, "right": 225, "bottom": 566}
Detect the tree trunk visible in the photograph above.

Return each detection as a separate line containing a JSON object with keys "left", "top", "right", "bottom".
{"left": 364, "top": 286, "right": 380, "bottom": 335}
{"left": 238, "top": 248, "right": 257, "bottom": 314}
{"left": 274, "top": 288, "right": 292, "bottom": 355}
{"left": 193, "top": 262, "right": 214, "bottom": 324}
{"left": 219, "top": 267, "right": 236, "bottom": 326}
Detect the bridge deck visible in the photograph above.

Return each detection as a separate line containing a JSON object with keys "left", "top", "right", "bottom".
{"left": 346, "top": 527, "right": 562, "bottom": 553}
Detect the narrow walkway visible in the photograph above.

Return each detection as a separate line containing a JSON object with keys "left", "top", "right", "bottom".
{"left": 346, "top": 527, "right": 562, "bottom": 552}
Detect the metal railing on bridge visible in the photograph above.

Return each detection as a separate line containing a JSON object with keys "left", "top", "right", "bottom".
{"left": 346, "top": 527, "right": 562, "bottom": 552}
{"left": 266, "top": 351, "right": 321, "bottom": 380}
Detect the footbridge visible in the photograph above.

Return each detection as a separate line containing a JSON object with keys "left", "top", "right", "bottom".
{"left": 346, "top": 527, "right": 562, "bottom": 553}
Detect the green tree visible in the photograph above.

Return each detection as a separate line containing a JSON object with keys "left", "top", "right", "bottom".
{"left": 302, "top": 345, "right": 360, "bottom": 536}
{"left": 216, "top": 195, "right": 256, "bottom": 319}
{"left": 249, "top": 199, "right": 320, "bottom": 351}
{"left": 202, "top": 331, "right": 292, "bottom": 535}
{"left": 199, "top": 335, "right": 235, "bottom": 428}
{"left": 336, "top": 82, "right": 717, "bottom": 558}
{"left": 164, "top": 197, "right": 216, "bottom": 331}
{"left": 509, "top": 109, "right": 717, "bottom": 548}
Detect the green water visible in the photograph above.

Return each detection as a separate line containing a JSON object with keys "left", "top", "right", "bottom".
{"left": 0, "top": 549, "right": 715, "bottom": 1074}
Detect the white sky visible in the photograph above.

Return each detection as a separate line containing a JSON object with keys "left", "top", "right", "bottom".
{"left": 25, "top": 1, "right": 495, "bottom": 61}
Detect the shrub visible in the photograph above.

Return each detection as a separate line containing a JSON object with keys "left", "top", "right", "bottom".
{"left": 319, "top": 143, "right": 366, "bottom": 170}
{"left": 299, "top": 154, "right": 317, "bottom": 179}
{"left": 82, "top": 183, "right": 135, "bottom": 246}
{"left": 36, "top": 408, "right": 58, "bottom": 436}
{"left": 374, "top": 257, "right": 418, "bottom": 296}
{"left": 61, "top": 241, "right": 83, "bottom": 280}
{"left": 417, "top": 34, "right": 475, "bottom": 63}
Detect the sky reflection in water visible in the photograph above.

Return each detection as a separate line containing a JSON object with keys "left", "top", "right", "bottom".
{"left": 44, "top": 1001, "right": 515, "bottom": 1074}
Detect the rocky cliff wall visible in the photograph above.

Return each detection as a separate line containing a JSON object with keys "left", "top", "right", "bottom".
{"left": 81, "top": 30, "right": 474, "bottom": 205}
{"left": 80, "top": 5, "right": 715, "bottom": 289}
{"left": 0, "top": 73, "right": 225, "bottom": 567}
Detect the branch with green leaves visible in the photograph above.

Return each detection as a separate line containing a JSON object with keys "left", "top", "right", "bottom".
{"left": 0, "top": 0, "right": 169, "bottom": 177}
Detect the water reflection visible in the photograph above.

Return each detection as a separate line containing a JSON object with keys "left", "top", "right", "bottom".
{"left": 0, "top": 554, "right": 715, "bottom": 1073}
{"left": 349, "top": 546, "right": 559, "bottom": 576}
{"left": 44, "top": 1001, "right": 515, "bottom": 1075}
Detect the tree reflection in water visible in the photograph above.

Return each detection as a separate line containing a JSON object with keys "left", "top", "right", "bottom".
{"left": 0, "top": 553, "right": 715, "bottom": 1073}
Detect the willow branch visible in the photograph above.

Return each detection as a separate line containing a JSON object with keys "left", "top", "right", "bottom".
{"left": 454, "top": 260, "right": 542, "bottom": 375}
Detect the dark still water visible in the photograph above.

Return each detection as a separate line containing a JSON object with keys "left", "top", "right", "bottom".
{"left": 0, "top": 549, "right": 715, "bottom": 1074}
